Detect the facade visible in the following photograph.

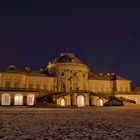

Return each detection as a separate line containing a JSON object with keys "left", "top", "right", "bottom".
{"left": 0, "top": 52, "right": 140, "bottom": 107}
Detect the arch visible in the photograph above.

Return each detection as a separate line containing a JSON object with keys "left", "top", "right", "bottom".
{"left": 14, "top": 94, "right": 23, "bottom": 105}
{"left": 60, "top": 98, "right": 66, "bottom": 107}
{"left": 96, "top": 98, "right": 104, "bottom": 106}
{"left": 77, "top": 95, "right": 85, "bottom": 107}
{"left": 1, "top": 93, "right": 11, "bottom": 105}
{"left": 27, "top": 94, "right": 35, "bottom": 106}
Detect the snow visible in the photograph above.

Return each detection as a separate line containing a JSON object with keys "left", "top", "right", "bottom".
{"left": 0, "top": 106, "right": 140, "bottom": 140}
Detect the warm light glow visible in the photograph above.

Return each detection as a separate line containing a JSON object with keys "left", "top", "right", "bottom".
{"left": 1, "top": 93, "right": 11, "bottom": 105}
{"left": 97, "top": 99, "right": 104, "bottom": 106}
{"left": 14, "top": 94, "right": 23, "bottom": 105}
{"left": 60, "top": 98, "right": 66, "bottom": 106}
{"left": 77, "top": 95, "right": 85, "bottom": 107}
{"left": 27, "top": 94, "right": 35, "bottom": 105}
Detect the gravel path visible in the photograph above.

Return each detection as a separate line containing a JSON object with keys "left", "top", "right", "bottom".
{"left": 0, "top": 106, "right": 140, "bottom": 140}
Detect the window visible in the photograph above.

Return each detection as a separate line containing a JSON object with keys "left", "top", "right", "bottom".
{"left": 77, "top": 95, "right": 85, "bottom": 107}
{"left": 27, "top": 94, "right": 35, "bottom": 105}
{"left": 14, "top": 94, "right": 23, "bottom": 105}
{"left": 14, "top": 82, "right": 19, "bottom": 88}
{"left": 5, "top": 81, "right": 11, "bottom": 88}
{"left": 43, "top": 84, "right": 47, "bottom": 89}
{"left": 36, "top": 84, "right": 40, "bottom": 89}
{"left": 29, "top": 84, "right": 33, "bottom": 89}
{"left": 96, "top": 99, "right": 104, "bottom": 106}
{"left": 60, "top": 98, "right": 66, "bottom": 107}
{"left": 1, "top": 93, "right": 11, "bottom": 105}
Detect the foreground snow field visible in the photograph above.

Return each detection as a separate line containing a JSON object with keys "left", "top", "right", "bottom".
{"left": 0, "top": 106, "right": 140, "bottom": 140}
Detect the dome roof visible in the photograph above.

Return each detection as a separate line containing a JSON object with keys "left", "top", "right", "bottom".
{"left": 51, "top": 52, "right": 84, "bottom": 64}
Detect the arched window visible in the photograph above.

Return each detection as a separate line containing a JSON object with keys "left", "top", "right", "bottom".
{"left": 14, "top": 94, "right": 23, "bottom": 105}
{"left": 27, "top": 94, "right": 35, "bottom": 106}
{"left": 60, "top": 98, "right": 66, "bottom": 107}
{"left": 1, "top": 93, "right": 11, "bottom": 105}
{"left": 96, "top": 99, "right": 104, "bottom": 106}
{"left": 77, "top": 95, "right": 85, "bottom": 107}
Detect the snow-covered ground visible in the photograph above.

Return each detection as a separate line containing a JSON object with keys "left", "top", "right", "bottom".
{"left": 0, "top": 106, "right": 140, "bottom": 140}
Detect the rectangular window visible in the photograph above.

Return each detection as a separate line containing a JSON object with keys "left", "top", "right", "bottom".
{"left": 5, "top": 81, "right": 11, "bottom": 88}
{"left": 43, "top": 84, "right": 47, "bottom": 89}
{"left": 36, "top": 84, "right": 40, "bottom": 89}
{"left": 29, "top": 84, "right": 33, "bottom": 89}
{"left": 14, "top": 82, "right": 19, "bottom": 88}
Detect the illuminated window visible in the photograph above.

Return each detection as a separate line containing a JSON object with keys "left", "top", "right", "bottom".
{"left": 96, "top": 99, "right": 104, "bottom": 106}
{"left": 1, "top": 93, "right": 11, "bottom": 105}
{"left": 77, "top": 95, "right": 85, "bottom": 107}
{"left": 14, "top": 94, "right": 23, "bottom": 105}
{"left": 27, "top": 94, "right": 35, "bottom": 106}
{"left": 60, "top": 98, "right": 66, "bottom": 107}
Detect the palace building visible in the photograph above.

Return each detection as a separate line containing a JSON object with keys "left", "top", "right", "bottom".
{"left": 0, "top": 52, "right": 140, "bottom": 107}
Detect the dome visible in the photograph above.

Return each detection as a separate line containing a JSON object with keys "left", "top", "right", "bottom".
{"left": 51, "top": 52, "right": 84, "bottom": 64}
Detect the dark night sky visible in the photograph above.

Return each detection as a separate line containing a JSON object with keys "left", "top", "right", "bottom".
{"left": 0, "top": 0, "right": 140, "bottom": 88}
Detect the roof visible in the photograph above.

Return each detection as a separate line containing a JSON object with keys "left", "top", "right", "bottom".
{"left": 51, "top": 52, "right": 85, "bottom": 64}
{"left": 88, "top": 72, "right": 128, "bottom": 81}
{"left": 0, "top": 66, "right": 53, "bottom": 77}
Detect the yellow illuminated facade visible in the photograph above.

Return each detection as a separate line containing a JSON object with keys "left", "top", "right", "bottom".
{"left": 0, "top": 52, "right": 139, "bottom": 107}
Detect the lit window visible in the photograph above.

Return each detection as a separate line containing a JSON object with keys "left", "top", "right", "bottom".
{"left": 1, "top": 93, "right": 11, "bottom": 105}
{"left": 27, "top": 94, "right": 35, "bottom": 105}
{"left": 77, "top": 95, "right": 85, "bottom": 107}
{"left": 60, "top": 98, "right": 66, "bottom": 107}
{"left": 14, "top": 94, "right": 23, "bottom": 105}
{"left": 96, "top": 99, "right": 104, "bottom": 106}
